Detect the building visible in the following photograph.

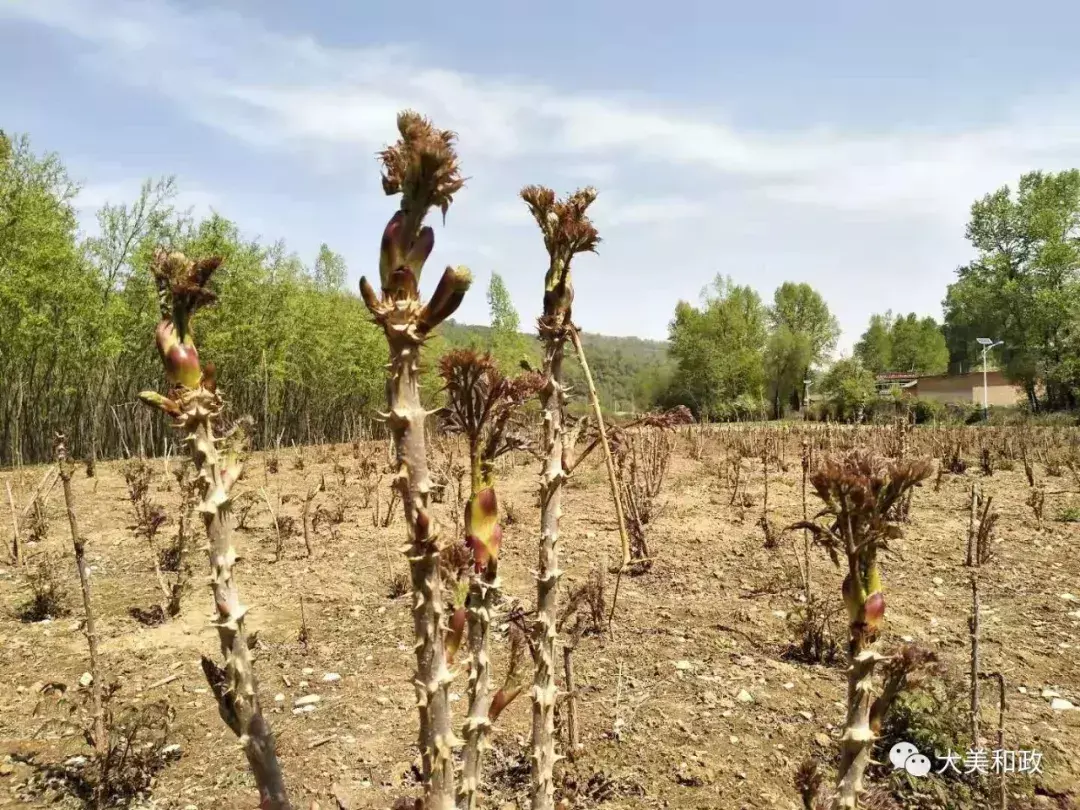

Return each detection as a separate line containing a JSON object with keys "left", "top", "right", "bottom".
{"left": 875, "top": 370, "right": 1023, "bottom": 406}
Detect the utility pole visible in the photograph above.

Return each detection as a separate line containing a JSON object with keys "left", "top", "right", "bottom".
{"left": 976, "top": 338, "right": 1004, "bottom": 420}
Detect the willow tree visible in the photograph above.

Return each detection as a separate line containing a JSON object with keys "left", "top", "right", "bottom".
{"left": 358, "top": 111, "right": 471, "bottom": 810}
{"left": 519, "top": 185, "right": 600, "bottom": 810}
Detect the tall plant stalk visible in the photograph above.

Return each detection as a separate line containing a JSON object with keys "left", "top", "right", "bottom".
{"left": 520, "top": 184, "right": 601, "bottom": 810}
{"left": 139, "top": 249, "right": 291, "bottom": 809}
{"left": 359, "top": 111, "right": 470, "bottom": 810}
{"left": 54, "top": 433, "right": 106, "bottom": 760}
{"left": 792, "top": 451, "right": 931, "bottom": 809}
{"left": 439, "top": 350, "right": 541, "bottom": 808}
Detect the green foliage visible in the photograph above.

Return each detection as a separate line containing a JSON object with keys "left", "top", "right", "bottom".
{"left": 854, "top": 311, "right": 949, "bottom": 375}
{"left": 820, "top": 357, "right": 875, "bottom": 421}
{"left": 439, "top": 318, "right": 668, "bottom": 414}
{"left": 486, "top": 272, "right": 534, "bottom": 374}
{"left": 0, "top": 133, "right": 386, "bottom": 464}
{"left": 944, "top": 169, "right": 1080, "bottom": 410}
{"left": 666, "top": 275, "right": 768, "bottom": 420}
{"left": 766, "top": 282, "right": 839, "bottom": 416}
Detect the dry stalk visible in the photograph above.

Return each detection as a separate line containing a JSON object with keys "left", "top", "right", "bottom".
{"left": 55, "top": 433, "right": 106, "bottom": 759}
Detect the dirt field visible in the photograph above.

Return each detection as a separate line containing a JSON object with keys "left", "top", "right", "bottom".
{"left": 2, "top": 429, "right": 1079, "bottom": 809}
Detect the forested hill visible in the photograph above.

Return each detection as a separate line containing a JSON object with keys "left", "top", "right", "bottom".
{"left": 440, "top": 321, "right": 673, "bottom": 414}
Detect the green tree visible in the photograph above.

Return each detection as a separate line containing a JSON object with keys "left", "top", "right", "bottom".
{"left": 943, "top": 170, "right": 1080, "bottom": 409}
{"left": 666, "top": 275, "right": 767, "bottom": 420}
{"left": 821, "top": 357, "right": 875, "bottom": 422}
{"left": 853, "top": 313, "right": 894, "bottom": 374}
{"left": 853, "top": 311, "right": 948, "bottom": 376}
{"left": 485, "top": 271, "right": 534, "bottom": 373}
{"left": 765, "top": 282, "right": 839, "bottom": 416}
{"left": 890, "top": 313, "right": 949, "bottom": 375}
{"left": 0, "top": 132, "right": 98, "bottom": 464}
{"left": 312, "top": 243, "right": 347, "bottom": 291}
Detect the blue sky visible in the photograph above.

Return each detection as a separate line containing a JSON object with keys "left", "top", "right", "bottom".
{"left": 3, "top": 0, "right": 1080, "bottom": 351}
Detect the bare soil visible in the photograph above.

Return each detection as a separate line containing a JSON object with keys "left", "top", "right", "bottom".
{"left": 1, "top": 435, "right": 1079, "bottom": 809}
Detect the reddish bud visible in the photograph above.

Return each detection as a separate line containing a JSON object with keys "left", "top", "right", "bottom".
{"left": 155, "top": 321, "right": 201, "bottom": 388}
{"left": 476, "top": 487, "right": 497, "bottom": 516}
{"left": 488, "top": 685, "right": 522, "bottom": 722}
{"left": 379, "top": 211, "right": 405, "bottom": 291}
{"left": 445, "top": 605, "right": 466, "bottom": 663}
{"left": 864, "top": 591, "right": 885, "bottom": 629}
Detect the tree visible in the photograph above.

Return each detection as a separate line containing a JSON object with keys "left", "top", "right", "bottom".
{"left": 943, "top": 170, "right": 1080, "bottom": 409}
{"left": 765, "top": 282, "right": 839, "bottom": 415}
{"left": 853, "top": 311, "right": 948, "bottom": 376}
{"left": 666, "top": 275, "right": 767, "bottom": 420}
{"left": 853, "top": 313, "right": 893, "bottom": 375}
{"left": 890, "top": 313, "right": 949, "bottom": 375}
{"left": 486, "top": 271, "right": 532, "bottom": 372}
{"left": 312, "top": 243, "right": 347, "bottom": 291}
{"left": 821, "top": 357, "right": 875, "bottom": 422}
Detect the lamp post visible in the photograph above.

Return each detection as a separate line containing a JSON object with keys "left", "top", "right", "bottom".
{"left": 976, "top": 337, "right": 1004, "bottom": 419}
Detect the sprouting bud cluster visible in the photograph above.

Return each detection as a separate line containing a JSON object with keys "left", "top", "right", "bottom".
{"left": 519, "top": 185, "right": 600, "bottom": 325}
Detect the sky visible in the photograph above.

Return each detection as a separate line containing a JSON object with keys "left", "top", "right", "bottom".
{"left": 3, "top": 0, "right": 1080, "bottom": 352}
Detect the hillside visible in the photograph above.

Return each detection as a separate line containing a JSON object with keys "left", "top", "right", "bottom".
{"left": 440, "top": 320, "right": 674, "bottom": 413}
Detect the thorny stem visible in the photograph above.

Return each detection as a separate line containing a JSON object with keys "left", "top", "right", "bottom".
{"left": 190, "top": 407, "right": 291, "bottom": 810}
{"left": 139, "top": 247, "right": 290, "bottom": 810}
{"left": 393, "top": 339, "right": 456, "bottom": 810}
{"left": 532, "top": 329, "right": 566, "bottom": 810}
{"left": 361, "top": 111, "right": 469, "bottom": 810}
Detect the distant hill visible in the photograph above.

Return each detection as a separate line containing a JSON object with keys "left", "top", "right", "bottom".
{"left": 440, "top": 320, "right": 672, "bottom": 413}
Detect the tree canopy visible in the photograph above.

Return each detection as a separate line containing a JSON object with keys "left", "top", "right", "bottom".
{"left": 853, "top": 311, "right": 949, "bottom": 376}
{"left": 943, "top": 169, "right": 1080, "bottom": 409}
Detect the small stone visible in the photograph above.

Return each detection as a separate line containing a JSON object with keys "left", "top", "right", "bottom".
{"left": 674, "top": 660, "right": 692, "bottom": 671}
{"left": 1041, "top": 688, "right": 1061, "bottom": 699}
{"left": 161, "top": 743, "right": 182, "bottom": 757}
{"left": 376, "top": 695, "right": 390, "bottom": 707}
{"left": 815, "top": 733, "right": 831, "bottom": 747}
{"left": 294, "top": 694, "right": 321, "bottom": 707}
{"left": 322, "top": 672, "right": 341, "bottom": 683}
{"left": 783, "top": 682, "right": 794, "bottom": 690}
{"left": 79, "top": 672, "right": 93, "bottom": 688}
{"left": 932, "top": 576, "right": 944, "bottom": 586}
{"left": 736, "top": 689, "right": 754, "bottom": 704}
{"left": 799, "top": 711, "right": 813, "bottom": 721}
{"left": 729, "top": 735, "right": 739, "bottom": 744}
{"left": 0, "top": 763, "right": 13, "bottom": 776}
{"left": 1017, "top": 687, "right": 1028, "bottom": 694}
{"left": 274, "top": 693, "right": 285, "bottom": 703}
{"left": 1060, "top": 593, "right": 1078, "bottom": 602}
{"left": 302, "top": 667, "right": 314, "bottom": 676}
{"left": 1050, "top": 698, "right": 1075, "bottom": 711}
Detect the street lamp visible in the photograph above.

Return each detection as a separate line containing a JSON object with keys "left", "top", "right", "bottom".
{"left": 976, "top": 338, "right": 1004, "bottom": 419}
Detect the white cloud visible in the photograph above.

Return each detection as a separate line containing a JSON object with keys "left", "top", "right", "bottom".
{"left": 6, "top": 0, "right": 1080, "bottom": 347}
{"left": 10, "top": 0, "right": 1080, "bottom": 219}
